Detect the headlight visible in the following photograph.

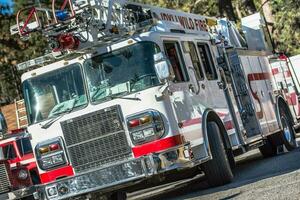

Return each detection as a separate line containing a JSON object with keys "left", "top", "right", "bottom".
{"left": 127, "top": 110, "right": 165, "bottom": 145}
{"left": 18, "top": 169, "right": 28, "bottom": 180}
{"left": 40, "top": 153, "right": 66, "bottom": 170}
{"left": 36, "top": 137, "right": 67, "bottom": 170}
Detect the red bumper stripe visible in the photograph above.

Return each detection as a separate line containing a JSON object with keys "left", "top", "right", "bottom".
{"left": 40, "top": 165, "right": 74, "bottom": 184}
{"left": 132, "top": 135, "right": 184, "bottom": 158}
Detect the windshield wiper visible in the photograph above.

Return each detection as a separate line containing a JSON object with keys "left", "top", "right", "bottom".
{"left": 41, "top": 97, "right": 78, "bottom": 129}
{"left": 110, "top": 92, "right": 141, "bottom": 101}
{"left": 91, "top": 88, "right": 108, "bottom": 101}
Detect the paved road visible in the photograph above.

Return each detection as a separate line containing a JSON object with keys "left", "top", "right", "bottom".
{"left": 128, "top": 142, "right": 300, "bottom": 200}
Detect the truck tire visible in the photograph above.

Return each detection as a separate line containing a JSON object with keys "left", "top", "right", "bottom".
{"left": 280, "top": 116, "right": 297, "bottom": 151}
{"left": 259, "top": 138, "right": 277, "bottom": 157}
{"left": 202, "top": 121, "right": 233, "bottom": 187}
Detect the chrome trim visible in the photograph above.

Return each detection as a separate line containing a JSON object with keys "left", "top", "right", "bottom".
{"left": 36, "top": 143, "right": 199, "bottom": 200}
{"left": 0, "top": 186, "right": 37, "bottom": 200}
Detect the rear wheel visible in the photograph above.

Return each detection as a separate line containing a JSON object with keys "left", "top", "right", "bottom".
{"left": 280, "top": 116, "right": 297, "bottom": 151}
{"left": 202, "top": 122, "right": 233, "bottom": 186}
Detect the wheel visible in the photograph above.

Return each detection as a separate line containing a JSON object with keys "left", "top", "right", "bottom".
{"left": 202, "top": 121, "right": 233, "bottom": 186}
{"left": 259, "top": 138, "right": 277, "bottom": 157}
{"left": 280, "top": 116, "right": 297, "bottom": 151}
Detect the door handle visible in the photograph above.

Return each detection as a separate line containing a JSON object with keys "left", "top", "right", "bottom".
{"left": 201, "top": 83, "right": 205, "bottom": 89}
{"left": 189, "top": 84, "right": 196, "bottom": 93}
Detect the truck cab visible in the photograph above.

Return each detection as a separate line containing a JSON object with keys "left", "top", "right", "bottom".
{"left": 0, "top": 113, "right": 39, "bottom": 199}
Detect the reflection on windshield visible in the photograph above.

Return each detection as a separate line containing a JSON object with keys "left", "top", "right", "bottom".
{"left": 23, "top": 63, "right": 87, "bottom": 124}
{"left": 84, "top": 42, "right": 161, "bottom": 102}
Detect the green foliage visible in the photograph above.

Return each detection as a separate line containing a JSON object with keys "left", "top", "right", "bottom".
{"left": 0, "top": 1, "right": 47, "bottom": 104}
{"left": 271, "top": 0, "right": 300, "bottom": 55}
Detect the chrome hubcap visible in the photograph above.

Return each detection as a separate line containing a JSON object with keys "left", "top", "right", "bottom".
{"left": 282, "top": 118, "right": 293, "bottom": 143}
{"left": 284, "top": 127, "right": 292, "bottom": 143}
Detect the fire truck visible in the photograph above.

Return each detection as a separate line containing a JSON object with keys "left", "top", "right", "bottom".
{"left": 0, "top": 113, "right": 40, "bottom": 199}
{"left": 9, "top": 0, "right": 299, "bottom": 199}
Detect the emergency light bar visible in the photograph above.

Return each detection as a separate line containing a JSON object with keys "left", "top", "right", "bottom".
{"left": 16, "top": 52, "right": 62, "bottom": 71}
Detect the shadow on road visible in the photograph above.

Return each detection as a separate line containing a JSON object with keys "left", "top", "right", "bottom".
{"left": 147, "top": 147, "right": 300, "bottom": 200}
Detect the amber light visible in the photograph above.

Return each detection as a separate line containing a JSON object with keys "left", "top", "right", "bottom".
{"left": 39, "top": 146, "right": 50, "bottom": 154}
{"left": 140, "top": 115, "right": 152, "bottom": 124}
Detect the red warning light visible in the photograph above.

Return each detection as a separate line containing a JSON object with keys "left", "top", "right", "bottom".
{"left": 54, "top": 33, "right": 79, "bottom": 51}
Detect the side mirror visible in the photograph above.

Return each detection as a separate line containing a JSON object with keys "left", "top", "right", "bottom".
{"left": 154, "top": 52, "right": 172, "bottom": 82}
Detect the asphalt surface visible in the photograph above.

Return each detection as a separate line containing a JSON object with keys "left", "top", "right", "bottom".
{"left": 128, "top": 140, "right": 300, "bottom": 200}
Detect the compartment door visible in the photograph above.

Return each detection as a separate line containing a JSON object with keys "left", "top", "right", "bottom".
{"left": 227, "top": 50, "right": 262, "bottom": 137}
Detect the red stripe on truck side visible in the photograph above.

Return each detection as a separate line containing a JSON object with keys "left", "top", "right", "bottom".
{"left": 248, "top": 72, "right": 271, "bottom": 81}
{"left": 132, "top": 135, "right": 184, "bottom": 158}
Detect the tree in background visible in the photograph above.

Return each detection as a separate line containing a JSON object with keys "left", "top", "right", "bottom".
{"left": 0, "top": 0, "right": 46, "bottom": 104}
{"left": 271, "top": 0, "right": 300, "bottom": 55}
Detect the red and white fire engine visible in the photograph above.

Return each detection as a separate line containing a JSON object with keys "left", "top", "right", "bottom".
{"left": 9, "top": 0, "right": 300, "bottom": 199}
{"left": 0, "top": 113, "right": 40, "bottom": 199}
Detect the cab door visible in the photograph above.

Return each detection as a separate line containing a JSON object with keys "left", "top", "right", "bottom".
{"left": 162, "top": 38, "right": 204, "bottom": 144}
{"left": 193, "top": 41, "right": 242, "bottom": 146}
{"left": 195, "top": 42, "right": 229, "bottom": 114}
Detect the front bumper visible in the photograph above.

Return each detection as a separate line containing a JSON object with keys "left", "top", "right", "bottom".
{"left": 0, "top": 186, "right": 37, "bottom": 200}
{"left": 36, "top": 143, "right": 194, "bottom": 200}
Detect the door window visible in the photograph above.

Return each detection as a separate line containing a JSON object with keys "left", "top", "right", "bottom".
{"left": 197, "top": 43, "right": 217, "bottom": 80}
{"left": 187, "top": 42, "right": 204, "bottom": 80}
{"left": 164, "top": 41, "right": 188, "bottom": 82}
{"left": 3, "top": 144, "right": 16, "bottom": 159}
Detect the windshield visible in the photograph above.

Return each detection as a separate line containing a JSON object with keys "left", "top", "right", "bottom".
{"left": 17, "top": 137, "right": 33, "bottom": 156}
{"left": 84, "top": 41, "right": 161, "bottom": 102}
{"left": 23, "top": 63, "right": 87, "bottom": 124}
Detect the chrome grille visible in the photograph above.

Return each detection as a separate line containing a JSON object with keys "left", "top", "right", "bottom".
{"left": 61, "top": 105, "right": 132, "bottom": 173}
{"left": 0, "top": 163, "right": 11, "bottom": 194}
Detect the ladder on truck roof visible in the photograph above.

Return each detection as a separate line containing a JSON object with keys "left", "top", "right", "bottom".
{"left": 11, "top": 0, "right": 247, "bottom": 71}
{"left": 10, "top": 0, "right": 219, "bottom": 52}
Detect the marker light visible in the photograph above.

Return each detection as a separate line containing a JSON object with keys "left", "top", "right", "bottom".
{"left": 39, "top": 146, "right": 50, "bottom": 154}
{"left": 49, "top": 143, "right": 61, "bottom": 151}
{"left": 128, "top": 119, "right": 140, "bottom": 128}
{"left": 140, "top": 115, "right": 152, "bottom": 125}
